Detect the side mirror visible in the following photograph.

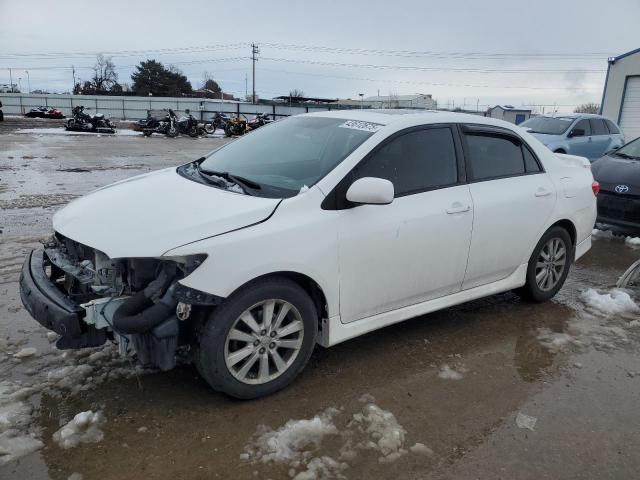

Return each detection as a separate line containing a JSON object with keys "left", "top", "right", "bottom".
{"left": 346, "top": 177, "right": 394, "bottom": 205}
{"left": 569, "top": 128, "right": 585, "bottom": 138}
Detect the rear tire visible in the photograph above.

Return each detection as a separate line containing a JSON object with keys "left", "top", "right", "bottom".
{"left": 518, "top": 226, "right": 573, "bottom": 302}
{"left": 195, "top": 278, "right": 317, "bottom": 399}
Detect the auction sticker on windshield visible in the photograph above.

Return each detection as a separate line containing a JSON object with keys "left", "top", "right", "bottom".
{"left": 339, "top": 120, "right": 383, "bottom": 132}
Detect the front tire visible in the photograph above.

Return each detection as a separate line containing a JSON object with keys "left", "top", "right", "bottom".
{"left": 518, "top": 226, "right": 573, "bottom": 302}
{"left": 196, "top": 278, "right": 317, "bottom": 399}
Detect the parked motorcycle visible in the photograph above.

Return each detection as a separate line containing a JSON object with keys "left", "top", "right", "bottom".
{"left": 247, "top": 112, "right": 273, "bottom": 131}
{"left": 65, "top": 106, "right": 115, "bottom": 133}
{"left": 138, "top": 109, "right": 177, "bottom": 137}
{"left": 224, "top": 114, "right": 248, "bottom": 137}
{"left": 176, "top": 109, "right": 202, "bottom": 138}
{"left": 25, "top": 106, "right": 65, "bottom": 119}
{"left": 203, "top": 112, "right": 229, "bottom": 134}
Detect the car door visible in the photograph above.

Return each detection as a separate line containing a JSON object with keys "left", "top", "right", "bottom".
{"left": 568, "top": 119, "right": 593, "bottom": 157}
{"left": 333, "top": 125, "right": 474, "bottom": 324}
{"left": 460, "top": 125, "right": 556, "bottom": 290}
{"left": 589, "top": 118, "right": 613, "bottom": 158}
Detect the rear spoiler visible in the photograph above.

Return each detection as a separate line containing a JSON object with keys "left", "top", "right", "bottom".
{"left": 555, "top": 153, "right": 591, "bottom": 169}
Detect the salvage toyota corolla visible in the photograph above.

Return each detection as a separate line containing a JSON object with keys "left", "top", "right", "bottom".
{"left": 20, "top": 110, "right": 598, "bottom": 398}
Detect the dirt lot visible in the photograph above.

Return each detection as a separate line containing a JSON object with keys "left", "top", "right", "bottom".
{"left": 1, "top": 117, "right": 640, "bottom": 480}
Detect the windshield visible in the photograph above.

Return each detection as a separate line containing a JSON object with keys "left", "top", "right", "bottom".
{"left": 520, "top": 116, "right": 574, "bottom": 135}
{"left": 199, "top": 116, "right": 377, "bottom": 196}
{"left": 615, "top": 137, "right": 640, "bottom": 159}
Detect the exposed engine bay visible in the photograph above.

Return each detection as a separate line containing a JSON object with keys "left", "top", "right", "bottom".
{"left": 38, "top": 232, "right": 212, "bottom": 370}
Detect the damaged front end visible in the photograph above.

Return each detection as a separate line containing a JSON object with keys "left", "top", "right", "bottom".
{"left": 19, "top": 233, "right": 216, "bottom": 371}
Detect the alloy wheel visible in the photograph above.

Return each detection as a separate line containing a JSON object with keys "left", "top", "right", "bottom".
{"left": 535, "top": 237, "right": 567, "bottom": 291}
{"left": 224, "top": 299, "right": 304, "bottom": 385}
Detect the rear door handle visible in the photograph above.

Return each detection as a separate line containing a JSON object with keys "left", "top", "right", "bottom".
{"left": 446, "top": 203, "right": 471, "bottom": 214}
{"left": 535, "top": 188, "right": 552, "bottom": 197}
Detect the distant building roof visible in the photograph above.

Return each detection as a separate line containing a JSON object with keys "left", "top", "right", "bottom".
{"left": 364, "top": 94, "right": 433, "bottom": 101}
{"left": 272, "top": 96, "right": 338, "bottom": 104}
{"left": 490, "top": 105, "right": 532, "bottom": 112}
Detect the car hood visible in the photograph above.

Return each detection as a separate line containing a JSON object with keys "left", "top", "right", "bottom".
{"left": 592, "top": 155, "right": 640, "bottom": 193}
{"left": 53, "top": 167, "right": 282, "bottom": 258}
{"left": 528, "top": 132, "right": 562, "bottom": 145}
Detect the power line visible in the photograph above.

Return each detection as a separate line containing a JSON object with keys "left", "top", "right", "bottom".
{"left": 257, "top": 67, "right": 601, "bottom": 91}
{"left": 260, "top": 57, "right": 606, "bottom": 74}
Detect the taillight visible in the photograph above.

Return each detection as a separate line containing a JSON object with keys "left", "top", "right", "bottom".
{"left": 592, "top": 181, "right": 600, "bottom": 196}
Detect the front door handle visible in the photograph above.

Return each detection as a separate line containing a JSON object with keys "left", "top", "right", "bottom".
{"left": 446, "top": 203, "right": 471, "bottom": 214}
{"left": 535, "top": 188, "right": 552, "bottom": 197}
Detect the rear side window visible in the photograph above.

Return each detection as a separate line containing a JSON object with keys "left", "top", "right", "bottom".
{"left": 573, "top": 119, "right": 591, "bottom": 136}
{"left": 604, "top": 119, "right": 621, "bottom": 134}
{"left": 523, "top": 147, "right": 541, "bottom": 173}
{"left": 465, "top": 134, "right": 526, "bottom": 180}
{"left": 590, "top": 119, "right": 608, "bottom": 135}
{"left": 353, "top": 127, "right": 458, "bottom": 196}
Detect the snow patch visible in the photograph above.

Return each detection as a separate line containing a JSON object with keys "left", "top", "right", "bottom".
{"left": 13, "top": 347, "right": 37, "bottom": 359}
{"left": 350, "top": 403, "right": 407, "bottom": 463}
{"left": 409, "top": 443, "right": 433, "bottom": 456}
{"left": 625, "top": 236, "right": 640, "bottom": 248}
{"left": 581, "top": 288, "right": 639, "bottom": 315}
{"left": 515, "top": 412, "right": 537, "bottom": 431}
{"left": 592, "top": 228, "right": 618, "bottom": 240}
{"left": 437, "top": 364, "right": 465, "bottom": 380}
{"left": 0, "top": 381, "right": 43, "bottom": 465}
{"left": 53, "top": 411, "right": 105, "bottom": 449}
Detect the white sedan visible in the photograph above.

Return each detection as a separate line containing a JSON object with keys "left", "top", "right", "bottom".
{"left": 20, "top": 110, "right": 597, "bottom": 398}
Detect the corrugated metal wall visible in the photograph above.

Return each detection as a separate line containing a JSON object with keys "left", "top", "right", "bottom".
{"left": 0, "top": 93, "right": 337, "bottom": 121}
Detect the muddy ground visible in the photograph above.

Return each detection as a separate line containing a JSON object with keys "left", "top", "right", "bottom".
{"left": 1, "top": 117, "right": 639, "bottom": 480}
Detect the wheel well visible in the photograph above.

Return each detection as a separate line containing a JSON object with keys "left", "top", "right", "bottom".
{"left": 550, "top": 219, "right": 576, "bottom": 247}
{"left": 232, "top": 272, "right": 328, "bottom": 331}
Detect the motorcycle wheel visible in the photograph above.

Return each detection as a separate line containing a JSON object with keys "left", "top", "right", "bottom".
{"left": 143, "top": 130, "right": 153, "bottom": 137}
{"left": 203, "top": 123, "right": 215, "bottom": 135}
{"left": 188, "top": 126, "right": 199, "bottom": 138}
{"left": 65, "top": 119, "right": 75, "bottom": 131}
{"left": 224, "top": 126, "right": 233, "bottom": 137}
{"left": 166, "top": 126, "right": 179, "bottom": 138}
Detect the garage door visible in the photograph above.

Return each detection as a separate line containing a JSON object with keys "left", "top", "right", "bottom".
{"left": 620, "top": 76, "right": 640, "bottom": 141}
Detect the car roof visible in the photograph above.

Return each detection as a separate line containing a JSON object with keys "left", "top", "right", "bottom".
{"left": 305, "top": 109, "right": 514, "bottom": 128}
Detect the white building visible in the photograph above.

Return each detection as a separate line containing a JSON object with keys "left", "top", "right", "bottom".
{"left": 363, "top": 94, "right": 436, "bottom": 109}
{"left": 601, "top": 47, "right": 640, "bottom": 141}
{"left": 486, "top": 105, "right": 532, "bottom": 125}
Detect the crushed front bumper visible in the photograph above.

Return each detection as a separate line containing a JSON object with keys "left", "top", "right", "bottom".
{"left": 19, "top": 249, "right": 107, "bottom": 349}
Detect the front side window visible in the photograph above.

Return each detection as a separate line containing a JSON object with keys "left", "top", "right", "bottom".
{"left": 352, "top": 127, "right": 458, "bottom": 196}
{"left": 199, "top": 116, "right": 376, "bottom": 197}
{"left": 465, "top": 134, "right": 527, "bottom": 180}
{"left": 573, "top": 119, "right": 591, "bottom": 136}
{"left": 590, "top": 119, "right": 608, "bottom": 136}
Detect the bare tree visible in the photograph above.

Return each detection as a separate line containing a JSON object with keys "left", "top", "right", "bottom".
{"left": 201, "top": 71, "right": 221, "bottom": 93}
{"left": 289, "top": 89, "right": 305, "bottom": 99}
{"left": 386, "top": 92, "right": 400, "bottom": 109}
{"left": 574, "top": 102, "right": 600, "bottom": 114}
{"left": 92, "top": 54, "right": 118, "bottom": 92}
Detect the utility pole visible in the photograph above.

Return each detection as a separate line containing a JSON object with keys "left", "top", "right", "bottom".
{"left": 9, "top": 68, "right": 13, "bottom": 93}
{"left": 25, "top": 70, "right": 30, "bottom": 94}
{"left": 245, "top": 73, "right": 248, "bottom": 99}
{"left": 72, "top": 65, "right": 76, "bottom": 92}
{"left": 251, "top": 43, "right": 259, "bottom": 104}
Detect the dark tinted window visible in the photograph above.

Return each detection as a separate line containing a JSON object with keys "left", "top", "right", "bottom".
{"left": 466, "top": 134, "right": 525, "bottom": 180}
{"left": 604, "top": 119, "right": 621, "bottom": 134}
{"left": 523, "top": 147, "right": 541, "bottom": 173}
{"left": 590, "top": 119, "right": 608, "bottom": 135}
{"left": 353, "top": 127, "right": 457, "bottom": 196}
{"left": 573, "top": 119, "right": 591, "bottom": 136}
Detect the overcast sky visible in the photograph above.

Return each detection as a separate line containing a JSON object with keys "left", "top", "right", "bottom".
{"left": 1, "top": 0, "right": 639, "bottom": 113}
